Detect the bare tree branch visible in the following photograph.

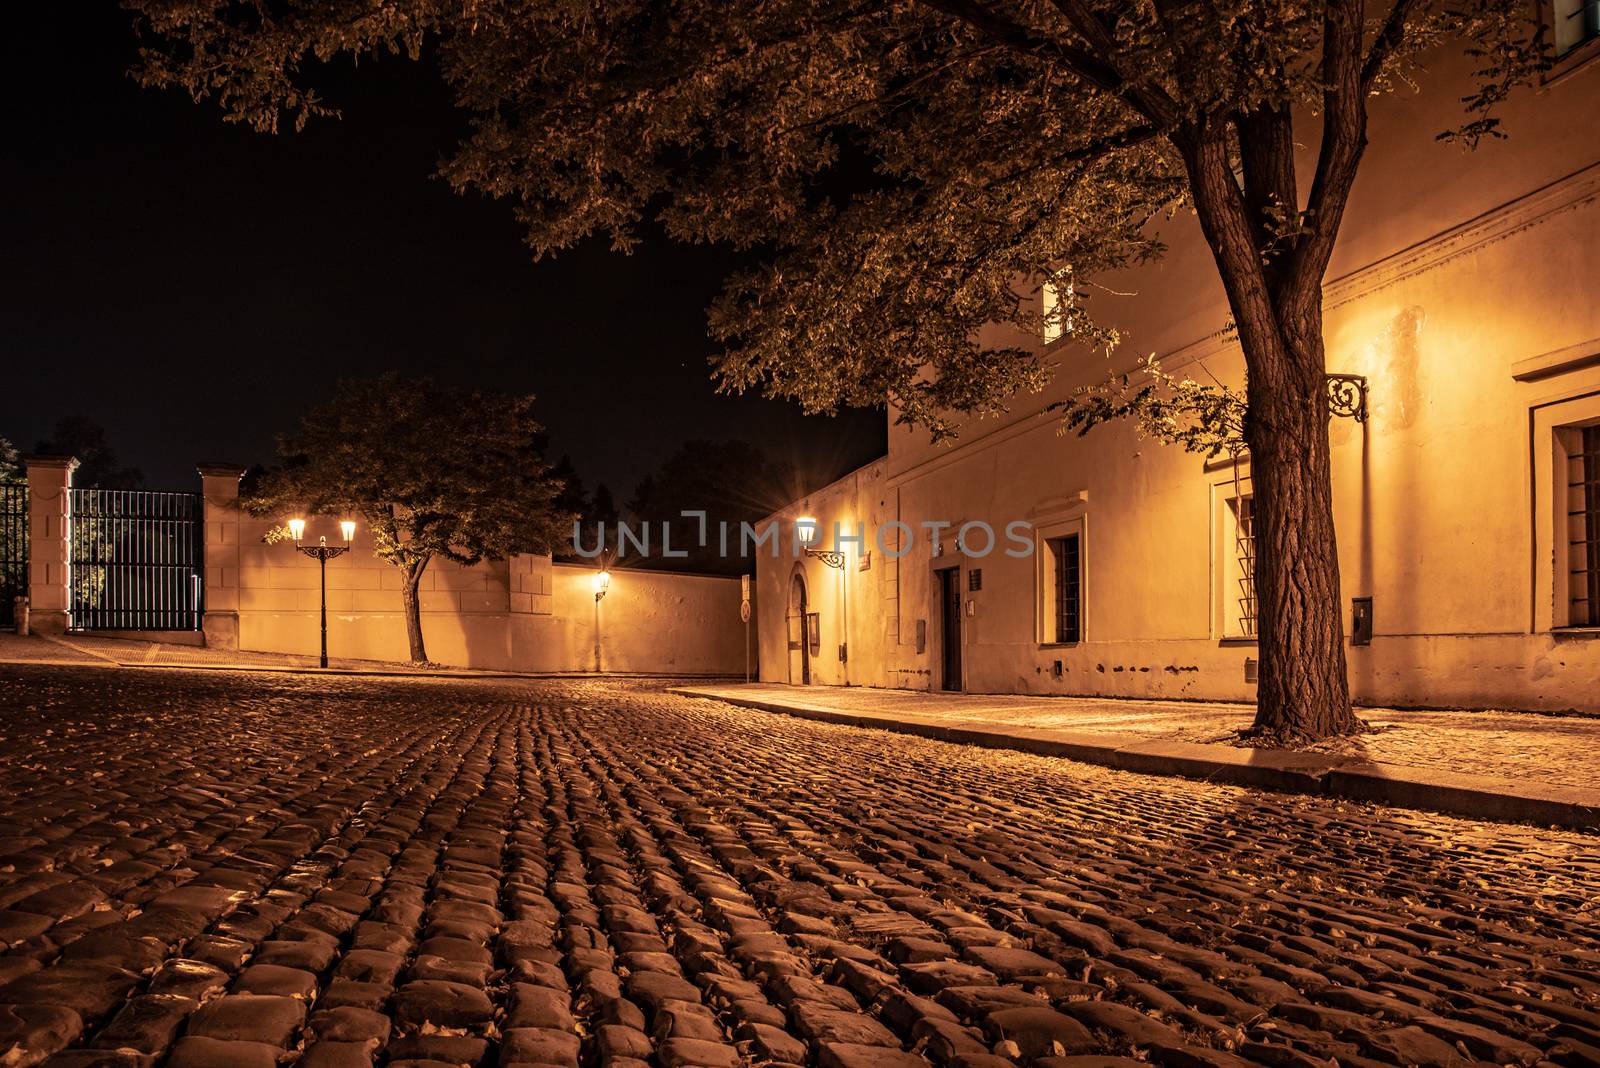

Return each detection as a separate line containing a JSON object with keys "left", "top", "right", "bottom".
{"left": 1283, "top": 0, "right": 1367, "bottom": 318}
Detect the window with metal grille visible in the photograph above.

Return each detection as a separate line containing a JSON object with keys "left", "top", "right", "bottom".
{"left": 1232, "top": 495, "right": 1258, "bottom": 638}
{"left": 1049, "top": 534, "right": 1081, "bottom": 643}
{"left": 1567, "top": 425, "right": 1600, "bottom": 627}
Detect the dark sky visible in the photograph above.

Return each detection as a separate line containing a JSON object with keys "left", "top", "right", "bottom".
{"left": 1, "top": 5, "right": 884, "bottom": 500}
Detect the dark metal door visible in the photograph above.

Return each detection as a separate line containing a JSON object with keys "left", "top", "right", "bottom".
{"left": 0, "top": 483, "right": 25, "bottom": 629}
{"left": 939, "top": 567, "right": 962, "bottom": 691}
{"left": 69, "top": 488, "right": 203, "bottom": 631}
{"left": 787, "top": 573, "right": 810, "bottom": 684}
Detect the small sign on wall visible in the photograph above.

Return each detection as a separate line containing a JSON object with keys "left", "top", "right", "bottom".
{"left": 967, "top": 568, "right": 982, "bottom": 592}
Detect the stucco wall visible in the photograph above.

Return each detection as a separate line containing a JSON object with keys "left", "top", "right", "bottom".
{"left": 758, "top": 50, "right": 1600, "bottom": 713}
{"left": 224, "top": 513, "right": 747, "bottom": 674}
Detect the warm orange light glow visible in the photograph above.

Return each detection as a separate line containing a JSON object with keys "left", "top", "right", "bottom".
{"left": 287, "top": 517, "right": 306, "bottom": 542}
{"left": 594, "top": 570, "right": 612, "bottom": 593}
{"left": 796, "top": 515, "right": 819, "bottom": 545}
{"left": 340, "top": 520, "right": 357, "bottom": 543}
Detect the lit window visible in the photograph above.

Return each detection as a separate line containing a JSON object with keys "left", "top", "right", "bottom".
{"left": 1042, "top": 279, "right": 1071, "bottom": 344}
{"left": 1561, "top": 425, "right": 1600, "bottom": 626}
{"left": 1553, "top": 0, "right": 1600, "bottom": 55}
{"left": 1048, "top": 534, "right": 1081, "bottom": 643}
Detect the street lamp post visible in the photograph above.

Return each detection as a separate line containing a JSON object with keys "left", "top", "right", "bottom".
{"left": 592, "top": 569, "right": 611, "bottom": 673}
{"left": 287, "top": 518, "right": 356, "bottom": 668}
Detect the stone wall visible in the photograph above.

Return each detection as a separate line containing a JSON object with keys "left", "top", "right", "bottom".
{"left": 25, "top": 459, "right": 749, "bottom": 675}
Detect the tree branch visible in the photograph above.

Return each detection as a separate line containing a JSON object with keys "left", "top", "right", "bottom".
{"left": 1282, "top": 0, "right": 1367, "bottom": 317}
{"left": 1362, "top": 0, "right": 1427, "bottom": 90}
{"left": 1046, "top": 0, "right": 1180, "bottom": 127}
{"left": 915, "top": 0, "right": 1147, "bottom": 113}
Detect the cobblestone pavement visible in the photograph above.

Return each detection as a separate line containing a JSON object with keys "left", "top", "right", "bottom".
{"left": 700, "top": 685, "right": 1600, "bottom": 790}
{"left": 2, "top": 666, "right": 1598, "bottom": 1068}
{"left": 0, "top": 633, "right": 511, "bottom": 675}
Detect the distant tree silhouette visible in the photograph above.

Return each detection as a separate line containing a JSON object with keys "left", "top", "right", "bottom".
{"left": 33, "top": 417, "right": 144, "bottom": 488}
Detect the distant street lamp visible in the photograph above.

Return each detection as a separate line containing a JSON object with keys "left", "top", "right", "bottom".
{"left": 286, "top": 517, "right": 355, "bottom": 668}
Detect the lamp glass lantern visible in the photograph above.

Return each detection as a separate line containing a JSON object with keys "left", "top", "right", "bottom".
{"left": 796, "top": 514, "right": 820, "bottom": 546}
{"left": 340, "top": 519, "right": 356, "bottom": 544}
{"left": 287, "top": 517, "right": 306, "bottom": 543}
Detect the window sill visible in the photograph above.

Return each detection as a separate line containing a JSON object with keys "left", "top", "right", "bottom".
{"left": 1545, "top": 35, "right": 1600, "bottom": 87}
{"left": 1038, "top": 642, "right": 1081, "bottom": 650}
{"left": 1218, "top": 637, "right": 1258, "bottom": 646}
{"left": 1551, "top": 626, "right": 1600, "bottom": 640}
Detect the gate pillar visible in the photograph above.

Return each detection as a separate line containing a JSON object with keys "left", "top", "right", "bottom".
{"left": 23, "top": 455, "right": 76, "bottom": 636}
{"left": 198, "top": 463, "right": 248, "bottom": 650}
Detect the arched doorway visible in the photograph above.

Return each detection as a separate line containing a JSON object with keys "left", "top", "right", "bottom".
{"left": 787, "top": 571, "right": 810, "bottom": 684}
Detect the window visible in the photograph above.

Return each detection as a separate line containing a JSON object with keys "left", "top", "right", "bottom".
{"left": 1041, "top": 278, "right": 1071, "bottom": 344}
{"left": 1048, "top": 534, "right": 1081, "bottom": 643}
{"left": 1553, "top": 0, "right": 1600, "bottom": 56}
{"left": 1562, "top": 425, "right": 1600, "bottom": 626}
{"left": 1230, "top": 495, "right": 1258, "bottom": 638}
{"left": 1212, "top": 479, "right": 1257, "bottom": 641}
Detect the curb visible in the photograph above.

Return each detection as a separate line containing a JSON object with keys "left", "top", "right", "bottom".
{"left": 670, "top": 687, "right": 1600, "bottom": 832}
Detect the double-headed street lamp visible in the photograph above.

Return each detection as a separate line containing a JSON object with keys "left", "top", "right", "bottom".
{"left": 287, "top": 517, "right": 356, "bottom": 668}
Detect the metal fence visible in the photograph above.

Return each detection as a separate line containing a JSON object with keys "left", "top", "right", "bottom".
{"left": 0, "top": 482, "right": 25, "bottom": 629}
{"left": 68, "top": 488, "right": 203, "bottom": 631}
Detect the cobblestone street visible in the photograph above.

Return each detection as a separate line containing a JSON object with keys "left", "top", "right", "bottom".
{"left": 1, "top": 666, "right": 1597, "bottom": 1068}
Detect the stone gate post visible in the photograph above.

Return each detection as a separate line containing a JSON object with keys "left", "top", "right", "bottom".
{"left": 198, "top": 463, "right": 248, "bottom": 650}
{"left": 23, "top": 455, "right": 77, "bottom": 636}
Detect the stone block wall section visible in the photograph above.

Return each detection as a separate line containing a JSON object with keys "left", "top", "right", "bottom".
{"left": 22, "top": 455, "right": 77, "bottom": 636}
{"left": 18, "top": 459, "right": 750, "bottom": 676}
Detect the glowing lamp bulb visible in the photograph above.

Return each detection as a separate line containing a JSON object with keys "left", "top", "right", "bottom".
{"left": 340, "top": 520, "right": 356, "bottom": 544}
{"left": 594, "top": 570, "right": 612, "bottom": 593}
{"left": 796, "top": 515, "right": 819, "bottom": 546}
{"left": 287, "top": 517, "right": 306, "bottom": 542}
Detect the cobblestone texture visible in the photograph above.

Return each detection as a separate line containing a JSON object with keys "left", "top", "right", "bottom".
{"left": 1, "top": 665, "right": 1598, "bottom": 1068}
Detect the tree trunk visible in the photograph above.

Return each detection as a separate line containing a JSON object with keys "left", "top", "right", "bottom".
{"left": 1241, "top": 316, "right": 1359, "bottom": 742}
{"left": 400, "top": 560, "right": 429, "bottom": 664}
{"left": 1179, "top": 128, "right": 1360, "bottom": 743}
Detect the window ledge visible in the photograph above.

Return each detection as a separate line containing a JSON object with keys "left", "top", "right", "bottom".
{"left": 1218, "top": 637, "right": 1258, "bottom": 647}
{"left": 1038, "top": 642, "right": 1081, "bottom": 650}
{"left": 1551, "top": 626, "right": 1600, "bottom": 640}
{"left": 1545, "top": 35, "right": 1600, "bottom": 87}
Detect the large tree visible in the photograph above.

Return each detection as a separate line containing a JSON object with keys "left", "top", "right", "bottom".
{"left": 247, "top": 374, "right": 572, "bottom": 663}
{"left": 128, "top": 0, "right": 1547, "bottom": 740}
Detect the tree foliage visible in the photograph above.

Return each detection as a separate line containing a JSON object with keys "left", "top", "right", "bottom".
{"left": 127, "top": 0, "right": 1545, "bottom": 436}
{"left": 0, "top": 437, "right": 19, "bottom": 484}
{"left": 33, "top": 417, "right": 144, "bottom": 488}
{"left": 245, "top": 373, "right": 571, "bottom": 662}
{"left": 1057, "top": 355, "right": 1246, "bottom": 460}
{"left": 126, "top": 0, "right": 1550, "bottom": 738}
{"left": 624, "top": 438, "right": 797, "bottom": 574}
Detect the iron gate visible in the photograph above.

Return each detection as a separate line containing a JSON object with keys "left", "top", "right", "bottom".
{"left": 0, "top": 482, "right": 25, "bottom": 629}
{"left": 69, "top": 488, "right": 203, "bottom": 631}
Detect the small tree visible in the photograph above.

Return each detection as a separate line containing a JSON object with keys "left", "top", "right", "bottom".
{"left": 0, "top": 437, "right": 20, "bottom": 483}
{"left": 247, "top": 375, "right": 572, "bottom": 663}
{"left": 129, "top": 0, "right": 1549, "bottom": 740}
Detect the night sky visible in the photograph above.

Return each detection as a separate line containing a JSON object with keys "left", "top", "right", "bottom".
{"left": 1, "top": 5, "right": 885, "bottom": 500}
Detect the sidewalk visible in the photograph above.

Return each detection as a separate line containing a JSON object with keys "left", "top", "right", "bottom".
{"left": 673, "top": 682, "right": 1600, "bottom": 830}
{"left": 0, "top": 632, "right": 730, "bottom": 681}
